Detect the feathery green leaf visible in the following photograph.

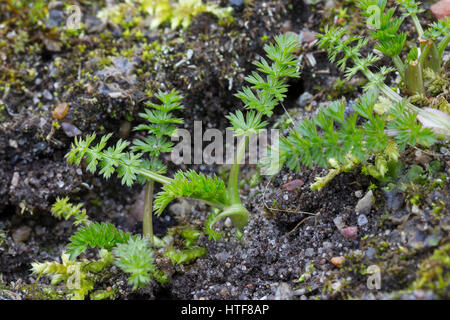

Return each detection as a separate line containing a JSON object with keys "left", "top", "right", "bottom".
{"left": 154, "top": 170, "right": 228, "bottom": 215}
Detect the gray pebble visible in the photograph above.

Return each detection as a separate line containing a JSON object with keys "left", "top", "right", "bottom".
{"left": 12, "top": 226, "right": 32, "bottom": 243}
{"left": 305, "top": 248, "right": 315, "bottom": 257}
{"left": 357, "top": 214, "right": 368, "bottom": 226}
{"left": 355, "top": 190, "right": 374, "bottom": 215}
{"left": 61, "top": 122, "right": 82, "bottom": 137}
{"left": 296, "top": 91, "right": 313, "bottom": 107}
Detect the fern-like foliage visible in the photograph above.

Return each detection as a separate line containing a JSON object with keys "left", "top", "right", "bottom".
{"left": 280, "top": 89, "right": 435, "bottom": 177}
{"left": 424, "top": 18, "right": 450, "bottom": 40}
{"left": 154, "top": 170, "right": 228, "bottom": 215}
{"left": 360, "top": 1, "right": 406, "bottom": 58}
{"left": 63, "top": 222, "right": 172, "bottom": 291}
{"left": 65, "top": 90, "right": 184, "bottom": 187}
{"left": 51, "top": 197, "right": 90, "bottom": 226}
{"left": 387, "top": 100, "right": 436, "bottom": 148}
{"left": 66, "top": 133, "right": 143, "bottom": 187}
{"left": 424, "top": 17, "right": 450, "bottom": 57}
{"left": 67, "top": 222, "right": 133, "bottom": 260}
{"left": 132, "top": 89, "right": 184, "bottom": 178}
{"left": 134, "top": 90, "right": 183, "bottom": 136}
{"left": 396, "top": 0, "right": 425, "bottom": 17}
{"left": 112, "top": 236, "right": 169, "bottom": 290}
{"left": 318, "top": 25, "right": 386, "bottom": 86}
{"left": 226, "top": 110, "right": 268, "bottom": 137}
{"left": 228, "top": 33, "right": 300, "bottom": 135}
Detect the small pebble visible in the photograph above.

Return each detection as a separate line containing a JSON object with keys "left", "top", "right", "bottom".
{"left": 61, "top": 122, "right": 82, "bottom": 137}
{"left": 431, "top": 0, "right": 450, "bottom": 19}
{"left": 274, "top": 282, "right": 293, "bottom": 300}
{"left": 340, "top": 226, "right": 358, "bottom": 240}
{"left": 12, "top": 226, "right": 32, "bottom": 243}
{"left": 365, "top": 247, "right": 376, "bottom": 260}
{"left": 323, "top": 241, "right": 333, "bottom": 249}
{"left": 330, "top": 256, "right": 345, "bottom": 267}
{"left": 300, "top": 30, "right": 317, "bottom": 43}
{"left": 293, "top": 288, "right": 306, "bottom": 296}
{"left": 296, "top": 91, "right": 313, "bottom": 107}
{"left": 357, "top": 214, "right": 368, "bottom": 226}
{"left": 43, "top": 90, "right": 53, "bottom": 100}
{"left": 53, "top": 102, "right": 69, "bottom": 119}
{"left": 331, "top": 281, "right": 341, "bottom": 291}
{"left": 414, "top": 150, "right": 430, "bottom": 166}
{"left": 333, "top": 216, "right": 346, "bottom": 230}
{"left": 224, "top": 218, "right": 233, "bottom": 228}
{"left": 9, "top": 140, "right": 18, "bottom": 149}
{"left": 10, "top": 172, "right": 19, "bottom": 188}
{"left": 305, "top": 248, "right": 314, "bottom": 257}
{"left": 355, "top": 190, "right": 374, "bottom": 215}
{"left": 229, "top": 0, "right": 244, "bottom": 6}
{"left": 281, "top": 179, "right": 304, "bottom": 191}
{"left": 169, "top": 203, "right": 187, "bottom": 216}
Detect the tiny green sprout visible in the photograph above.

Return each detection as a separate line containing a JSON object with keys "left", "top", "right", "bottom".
{"left": 113, "top": 236, "right": 169, "bottom": 289}
{"left": 297, "top": 273, "right": 306, "bottom": 283}
{"left": 431, "top": 200, "right": 445, "bottom": 216}
{"left": 368, "top": 183, "right": 378, "bottom": 190}
{"left": 42, "top": 196, "right": 209, "bottom": 294}
{"left": 409, "top": 193, "right": 420, "bottom": 206}
{"left": 51, "top": 197, "right": 90, "bottom": 226}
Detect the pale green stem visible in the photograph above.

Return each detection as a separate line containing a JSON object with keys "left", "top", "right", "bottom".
{"left": 138, "top": 168, "right": 172, "bottom": 185}
{"left": 227, "top": 134, "right": 249, "bottom": 205}
{"left": 411, "top": 15, "right": 424, "bottom": 38}
{"left": 420, "top": 39, "right": 441, "bottom": 74}
{"left": 143, "top": 181, "right": 154, "bottom": 242}
{"left": 224, "top": 133, "right": 251, "bottom": 229}
{"left": 418, "top": 40, "right": 432, "bottom": 67}
{"left": 209, "top": 204, "right": 250, "bottom": 231}
{"left": 90, "top": 150, "right": 173, "bottom": 185}
{"left": 405, "top": 60, "right": 425, "bottom": 95}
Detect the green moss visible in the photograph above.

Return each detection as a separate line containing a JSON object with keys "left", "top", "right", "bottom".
{"left": 0, "top": 228, "right": 6, "bottom": 247}
{"left": 412, "top": 243, "right": 450, "bottom": 298}
{"left": 327, "top": 78, "right": 356, "bottom": 100}
{"left": 96, "top": 0, "right": 232, "bottom": 31}
{"left": 31, "top": 250, "right": 114, "bottom": 300}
